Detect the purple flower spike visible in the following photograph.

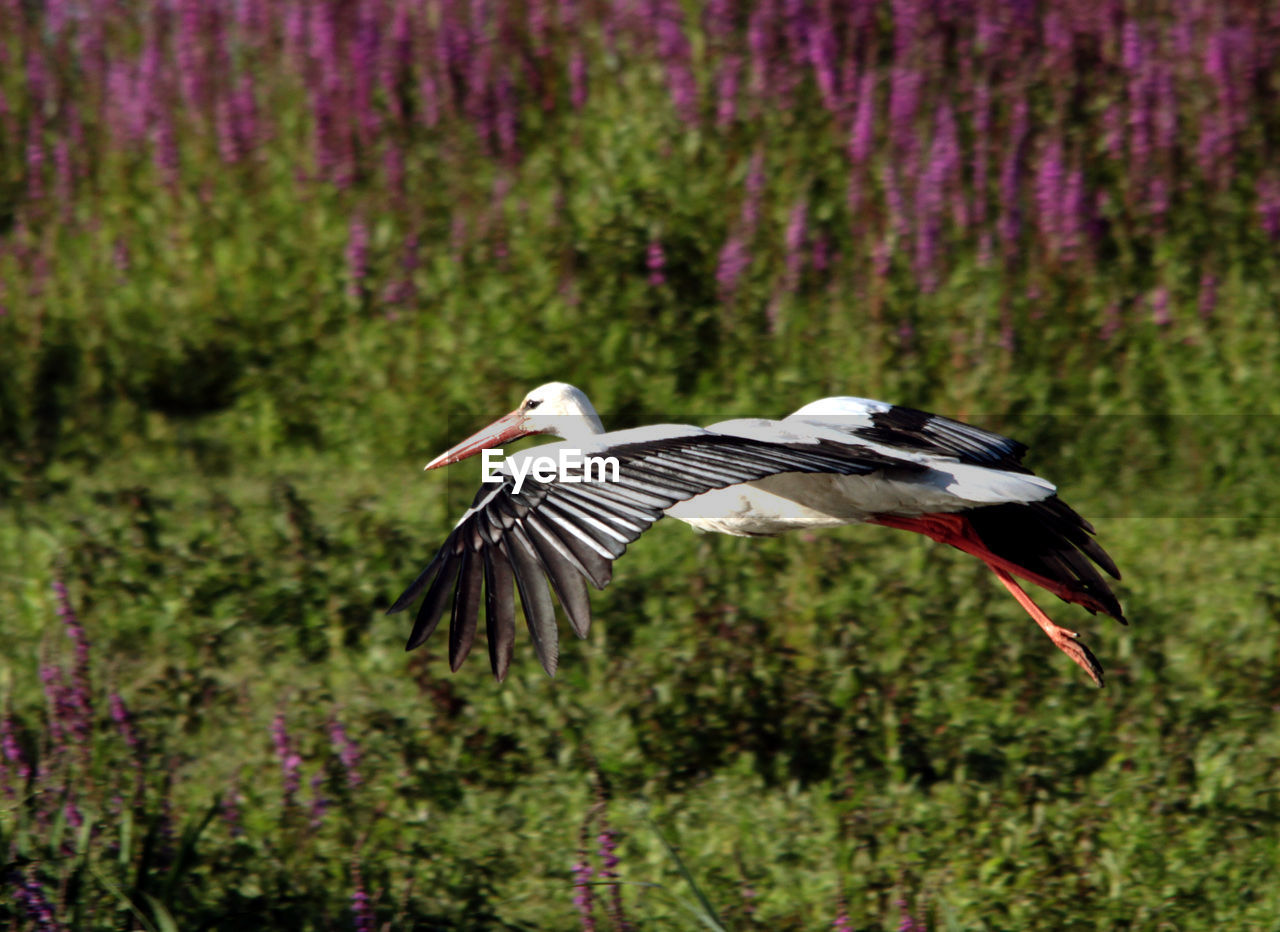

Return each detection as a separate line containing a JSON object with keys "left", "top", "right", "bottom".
{"left": 716, "top": 235, "right": 751, "bottom": 299}
{"left": 715, "top": 55, "right": 741, "bottom": 127}
{"left": 346, "top": 218, "right": 370, "bottom": 299}
{"left": 1150, "top": 287, "right": 1172, "bottom": 326}
{"left": 654, "top": 0, "right": 698, "bottom": 125}
{"left": 1198, "top": 274, "right": 1218, "bottom": 321}
{"left": 2, "top": 714, "right": 30, "bottom": 798}
{"left": 646, "top": 240, "right": 666, "bottom": 287}
{"left": 833, "top": 892, "right": 852, "bottom": 930}
{"left": 11, "top": 870, "right": 62, "bottom": 931}
{"left": 1035, "top": 137, "right": 1065, "bottom": 253}
{"left": 572, "top": 854, "right": 596, "bottom": 930}
{"left": 897, "top": 897, "right": 925, "bottom": 931}
{"left": 570, "top": 47, "right": 589, "bottom": 111}
{"left": 26, "top": 123, "right": 46, "bottom": 203}
{"left": 222, "top": 779, "right": 245, "bottom": 838}
{"left": 271, "top": 711, "right": 302, "bottom": 806}
{"left": 998, "top": 99, "right": 1029, "bottom": 261}
{"left": 785, "top": 199, "right": 808, "bottom": 291}
{"left": 848, "top": 69, "right": 876, "bottom": 165}
{"left": 351, "top": 862, "right": 375, "bottom": 932}
{"left": 327, "top": 714, "right": 363, "bottom": 789}
{"left": 309, "top": 771, "right": 329, "bottom": 829}
{"left": 50, "top": 580, "right": 93, "bottom": 756}
{"left": 1257, "top": 173, "right": 1280, "bottom": 240}
{"left": 108, "top": 692, "right": 139, "bottom": 752}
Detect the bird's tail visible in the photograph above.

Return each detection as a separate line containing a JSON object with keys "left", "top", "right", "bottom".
{"left": 870, "top": 496, "right": 1125, "bottom": 624}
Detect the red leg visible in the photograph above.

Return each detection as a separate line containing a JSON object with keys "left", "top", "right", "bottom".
{"left": 987, "top": 564, "right": 1104, "bottom": 687}
{"left": 869, "top": 512, "right": 1106, "bottom": 686}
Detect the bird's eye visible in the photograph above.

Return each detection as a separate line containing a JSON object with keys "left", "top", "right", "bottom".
{"left": 525, "top": 398, "right": 542, "bottom": 410}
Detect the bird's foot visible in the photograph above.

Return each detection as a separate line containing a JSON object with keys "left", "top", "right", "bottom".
{"left": 1043, "top": 624, "right": 1105, "bottom": 688}
{"left": 987, "top": 563, "right": 1106, "bottom": 687}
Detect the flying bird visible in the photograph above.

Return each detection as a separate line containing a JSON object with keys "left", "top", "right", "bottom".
{"left": 389, "top": 383, "right": 1124, "bottom": 685}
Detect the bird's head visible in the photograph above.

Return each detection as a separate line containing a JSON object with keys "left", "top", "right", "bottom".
{"left": 424, "top": 382, "right": 604, "bottom": 470}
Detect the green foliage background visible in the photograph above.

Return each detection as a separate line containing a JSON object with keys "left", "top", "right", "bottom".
{"left": 3, "top": 2, "right": 1280, "bottom": 929}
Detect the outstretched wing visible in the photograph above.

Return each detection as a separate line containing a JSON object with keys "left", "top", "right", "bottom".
{"left": 388, "top": 429, "right": 923, "bottom": 680}
{"left": 789, "top": 397, "right": 1032, "bottom": 474}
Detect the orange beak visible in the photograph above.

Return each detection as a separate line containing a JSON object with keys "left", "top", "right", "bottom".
{"left": 424, "top": 409, "right": 532, "bottom": 470}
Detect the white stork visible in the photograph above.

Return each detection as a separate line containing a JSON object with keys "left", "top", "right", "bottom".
{"left": 389, "top": 382, "right": 1124, "bottom": 685}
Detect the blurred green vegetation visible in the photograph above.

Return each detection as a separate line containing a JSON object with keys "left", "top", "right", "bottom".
{"left": 4, "top": 1, "right": 1280, "bottom": 929}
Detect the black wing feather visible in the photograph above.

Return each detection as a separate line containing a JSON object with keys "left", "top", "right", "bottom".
{"left": 390, "top": 431, "right": 922, "bottom": 678}
{"left": 483, "top": 543, "right": 516, "bottom": 681}
{"left": 448, "top": 548, "right": 482, "bottom": 671}
{"left": 506, "top": 528, "right": 560, "bottom": 675}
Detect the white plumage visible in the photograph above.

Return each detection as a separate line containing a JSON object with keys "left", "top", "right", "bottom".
{"left": 391, "top": 382, "right": 1124, "bottom": 686}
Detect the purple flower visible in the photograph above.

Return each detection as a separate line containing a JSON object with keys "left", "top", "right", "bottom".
{"left": 848, "top": 69, "right": 877, "bottom": 165}
{"left": 233, "top": 75, "right": 261, "bottom": 156}
{"left": 309, "top": 771, "right": 329, "bottom": 829}
{"left": 570, "top": 47, "right": 589, "bottom": 111}
{"left": 1151, "top": 287, "right": 1171, "bottom": 326}
{"left": 742, "top": 149, "right": 766, "bottom": 232}
{"left": 1035, "top": 136, "right": 1065, "bottom": 252}
{"left": 872, "top": 237, "right": 892, "bottom": 279}
{"left": 11, "top": 870, "right": 62, "bottom": 931}
{"left": 888, "top": 66, "right": 921, "bottom": 160}
{"left": 26, "top": 123, "right": 46, "bottom": 203}
{"left": 1060, "top": 168, "right": 1087, "bottom": 259}
{"left": 222, "top": 780, "right": 245, "bottom": 838}
{"left": 352, "top": 862, "right": 375, "bottom": 932}
{"left": 806, "top": 4, "right": 838, "bottom": 110}
{"left": 53, "top": 137, "right": 72, "bottom": 206}
{"left": 419, "top": 68, "right": 441, "bottom": 127}
{"left": 646, "top": 239, "right": 666, "bottom": 287}
{"left": 746, "top": 0, "right": 771, "bottom": 96}
{"left": 346, "top": 218, "right": 370, "bottom": 299}
{"left": 716, "top": 235, "right": 751, "bottom": 299}
{"left": 328, "top": 715, "right": 363, "bottom": 788}
{"left": 495, "top": 67, "right": 519, "bottom": 160}
{"left": 882, "top": 162, "right": 906, "bottom": 238}
{"left": 715, "top": 55, "right": 741, "bottom": 127}
{"left": 1152, "top": 64, "right": 1178, "bottom": 156}
{"left": 176, "top": 0, "right": 207, "bottom": 108}
{"left": 654, "top": 0, "right": 698, "bottom": 125}
{"left": 596, "top": 823, "right": 628, "bottom": 930}
{"left": 784, "top": 199, "right": 808, "bottom": 290}
{"left": 970, "top": 78, "right": 991, "bottom": 233}
{"left": 109, "top": 692, "right": 139, "bottom": 752}
{"left": 53, "top": 580, "right": 90, "bottom": 696}
{"left": 572, "top": 855, "right": 596, "bottom": 930}
{"left": 915, "top": 105, "right": 957, "bottom": 289}
{"left": 998, "top": 312, "right": 1015, "bottom": 353}
{"left": 897, "top": 897, "right": 924, "bottom": 931}
{"left": 216, "top": 96, "right": 241, "bottom": 164}
{"left": 1099, "top": 301, "right": 1122, "bottom": 342}
{"left": 2, "top": 714, "right": 30, "bottom": 798}
{"left": 833, "top": 902, "right": 852, "bottom": 931}
{"left": 998, "top": 98, "right": 1029, "bottom": 261}
{"left": 272, "top": 712, "right": 302, "bottom": 805}
{"left": 1257, "top": 173, "right": 1280, "bottom": 239}
{"left": 1121, "top": 19, "right": 1143, "bottom": 73}
{"left": 1198, "top": 274, "right": 1218, "bottom": 321}
{"left": 150, "top": 111, "right": 181, "bottom": 189}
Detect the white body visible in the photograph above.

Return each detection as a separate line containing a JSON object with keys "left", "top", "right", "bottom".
{"left": 495, "top": 395, "right": 1055, "bottom": 537}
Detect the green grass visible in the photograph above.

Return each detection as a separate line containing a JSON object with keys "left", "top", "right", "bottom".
{"left": 5, "top": 3, "right": 1280, "bottom": 927}
{"left": 4, "top": 437, "right": 1279, "bottom": 928}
